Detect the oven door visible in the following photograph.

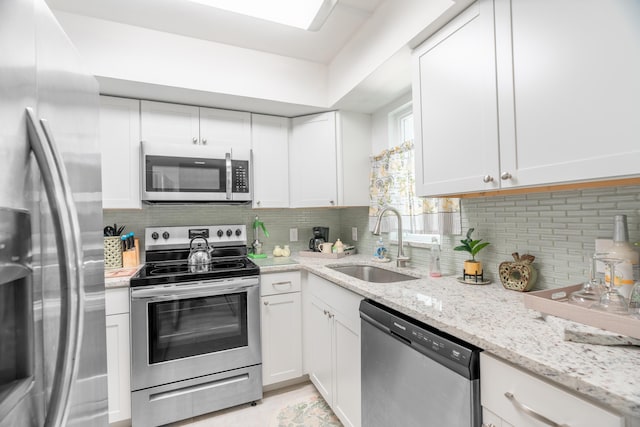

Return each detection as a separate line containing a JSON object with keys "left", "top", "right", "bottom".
{"left": 130, "top": 276, "right": 261, "bottom": 391}
{"left": 141, "top": 141, "right": 231, "bottom": 202}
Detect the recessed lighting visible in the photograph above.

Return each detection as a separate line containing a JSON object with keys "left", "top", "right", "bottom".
{"left": 188, "top": 0, "right": 338, "bottom": 31}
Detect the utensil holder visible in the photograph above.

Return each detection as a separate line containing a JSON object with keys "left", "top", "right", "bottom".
{"left": 104, "top": 236, "right": 123, "bottom": 268}
{"left": 122, "top": 238, "right": 140, "bottom": 268}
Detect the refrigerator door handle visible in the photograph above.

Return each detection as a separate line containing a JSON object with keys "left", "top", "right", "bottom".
{"left": 26, "top": 107, "right": 85, "bottom": 427}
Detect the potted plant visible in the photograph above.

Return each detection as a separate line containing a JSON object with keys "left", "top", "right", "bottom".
{"left": 454, "top": 228, "right": 491, "bottom": 278}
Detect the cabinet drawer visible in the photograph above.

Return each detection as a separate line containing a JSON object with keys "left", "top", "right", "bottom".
{"left": 105, "top": 287, "right": 130, "bottom": 316}
{"left": 480, "top": 353, "right": 623, "bottom": 427}
{"left": 261, "top": 271, "right": 301, "bottom": 296}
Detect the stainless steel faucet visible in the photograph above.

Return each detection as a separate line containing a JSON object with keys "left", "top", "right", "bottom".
{"left": 372, "top": 206, "right": 410, "bottom": 267}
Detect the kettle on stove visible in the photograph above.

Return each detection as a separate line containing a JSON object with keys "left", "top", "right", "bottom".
{"left": 188, "top": 236, "right": 213, "bottom": 272}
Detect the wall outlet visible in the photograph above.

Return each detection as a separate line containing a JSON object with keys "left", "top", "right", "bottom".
{"left": 289, "top": 228, "right": 298, "bottom": 242}
{"left": 352, "top": 227, "right": 358, "bottom": 242}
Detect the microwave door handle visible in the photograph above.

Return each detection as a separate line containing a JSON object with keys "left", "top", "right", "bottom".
{"left": 26, "top": 108, "right": 84, "bottom": 427}
{"left": 225, "top": 152, "right": 232, "bottom": 200}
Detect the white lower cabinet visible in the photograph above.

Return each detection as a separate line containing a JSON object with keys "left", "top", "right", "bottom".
{"left": 105, "top": 287, "right": 131, "bottom": 424}
{"left": 260, "top": 271, "right": 302, "bottom": 386}
{"left": 304, "top": 273, "right": 362, "bottom": 427}
{"left": 480, "top": 353, "right": 624, "bottom": 427}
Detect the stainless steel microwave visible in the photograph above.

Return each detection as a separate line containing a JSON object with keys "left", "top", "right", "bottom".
{"left": 141, "top": 142, "right": 252, "bottom": 203}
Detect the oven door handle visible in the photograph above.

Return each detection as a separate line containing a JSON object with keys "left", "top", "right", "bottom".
{"left": 131, "top": 280, "right": 258, "bottom": 301}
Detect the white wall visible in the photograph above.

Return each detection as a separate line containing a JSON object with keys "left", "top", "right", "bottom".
{"left": 54, "top": 12, "right": 328, "bottom": 108}
{"left": 370, "top": 92, "right": 412, "bottom": 155}
{"left": 53, "top": 0, "right": 473, "bottom": 115}
{"left": 328, "top": 0, "right": 468, "bottom": 106}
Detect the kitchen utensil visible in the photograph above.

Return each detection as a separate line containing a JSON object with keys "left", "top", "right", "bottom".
{"left": 318, "top": 242, "right": 333, "bottom": 254}
{"left": 569, "top": 252, "right": 605, "bottom": 306}
{"left": 309, "top": 226, "right": 329, "bottom": 252}
{"left": 591, "top": 256, "right": 629, "bottom": 315}
{"left": 187, "top": 236, "right": 212, "bottom": 272}
{"left": 628, "top": 282, "right": 640, "bottom": 319}
{"left": 103, "top": 225, "right": 115, "bottom": 236}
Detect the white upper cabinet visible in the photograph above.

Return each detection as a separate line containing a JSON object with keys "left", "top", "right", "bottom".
{"left": 200, "top": 107, "right": 251, "bottom": 150}
{"left": 100, "top": 96, "right": 142, "bottom": 209}
{"left": 289, "top": 112, "right": 339, "bottom": 207}
{"left": 251, "top": 114, "right": 290, "bottom": 208}
{"left": 495, "top": 0, "right": 640, "bottom": 188}
{"left": 141, "top": 100, "right": 250, "bottom": 149}
{"left": 141, "top": 100, "right": 200, "bottom": 145}
{"left": 412, "top": 0, "right": 500, "bottom": 196}
{"left": 336, "top": 111, "right": 371, "bottom": 207}
{"left": 413, "top": 0, "right": 640, "bottom": 197}
{"left": 289, "top": 111, "right": 370, "bottom": 208}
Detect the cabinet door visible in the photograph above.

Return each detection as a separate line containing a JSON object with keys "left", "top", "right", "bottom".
{"left": 99, "top": 96, "right": 141, "bottom": 209}
{"left": 289, "top": 112, "right": 338, "bottom": 207}
{"left": 140, "top": 100, "right": 200, "bottom": 145}
{"left": 496, "top": 0, "right": 640, "bottom": 188}
{"left": 105, "top": 313, "right": 131, "bottom": 424}
{"left": 333, "top": 311, "right": 361, "bottom": 427}
{"left": 261, "top": 292, "right": 302, "bottom": 386}
{"left": 251, "top": 114, "right": 290, "bottom": 208}
{"left": 199, "top": 107, "right": 251, "bottom": 150}
{"left": 306, "top": 294, "right": 334, "bottom": 403}
{"left": 412, "top": 0, "right": 500, "bottom": 196}
{"left": 336, "top": 111, "right": 370, "bottom": 207}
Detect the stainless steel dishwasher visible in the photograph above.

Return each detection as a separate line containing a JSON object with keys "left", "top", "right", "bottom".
{"left": 360, "top": 299, "right": 482, "bottom": 427}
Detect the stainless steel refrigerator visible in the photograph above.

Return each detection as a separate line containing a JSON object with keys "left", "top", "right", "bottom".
{"left": 0, "top": 0, "right": 108, "bottom": 425}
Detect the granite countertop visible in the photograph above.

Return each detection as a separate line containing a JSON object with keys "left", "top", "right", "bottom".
{"left": 102, "top": 254, "right": 639, "bottom": 418}
{"left": 261, "top": 253, "right": 640, "bottom": 419}
{"left": 104, "top": 265, "right": 143, "bottom": 289}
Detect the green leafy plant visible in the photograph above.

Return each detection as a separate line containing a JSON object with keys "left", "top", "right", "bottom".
{"left": 454, "top": 228, "right": 490, "bottom": 261}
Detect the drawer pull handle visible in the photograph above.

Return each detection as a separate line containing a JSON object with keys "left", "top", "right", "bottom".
{"left": 504, "top": 392, "right": 569, "bottom": 427}
{"left": 272, "top": 281, "right": 292, "bottom": 289}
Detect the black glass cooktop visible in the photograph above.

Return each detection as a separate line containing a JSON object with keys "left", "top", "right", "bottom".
{"left": 130, "top": 254, "right": 259, "bottom": 287}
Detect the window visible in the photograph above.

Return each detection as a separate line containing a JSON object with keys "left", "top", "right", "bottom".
{"left": 370, "top": 96, "right": 461, "bottom": 245}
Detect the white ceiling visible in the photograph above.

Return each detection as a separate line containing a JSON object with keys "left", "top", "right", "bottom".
{"left": 45, "top": 0, "right": 386, "bottom": 64}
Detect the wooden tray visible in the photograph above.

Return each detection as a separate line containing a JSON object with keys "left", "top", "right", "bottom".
{"left": 523, "top": 284, "right": 640, "bottom": 340}
{"left": 298, "top": 250, "right": 347, "bottom": 259}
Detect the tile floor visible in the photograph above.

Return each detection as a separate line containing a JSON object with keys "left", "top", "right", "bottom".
{"left": 170, "top": 381, "right": 330, "bottom": 427}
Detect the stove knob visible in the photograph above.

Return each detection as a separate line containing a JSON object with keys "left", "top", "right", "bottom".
{"left": 226, "top": 229, "right": 232, "bottom": 237}
{"left": 162, "top": 231, "right": 170, "bottom": 239}
{"left": 235, "top": 228, "right": 242, "bottom": 236}
{"left": 217, "top": 229, "right": 224, "bottom": 238}
{"left": 151, "top": 232, "right": 159, "bottom": 240}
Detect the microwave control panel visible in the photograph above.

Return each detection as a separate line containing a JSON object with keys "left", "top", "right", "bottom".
{"left": 232, "top": 160, "right": 250, "bottom": 193}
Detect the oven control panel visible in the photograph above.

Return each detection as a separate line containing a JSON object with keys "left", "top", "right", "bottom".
{"left": 145, "top": 225, "right": 247, "bottom": 251}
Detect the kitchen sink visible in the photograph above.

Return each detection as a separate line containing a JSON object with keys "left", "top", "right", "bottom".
{"left": 328, "top": 264, "right": 419, "bottom": 283}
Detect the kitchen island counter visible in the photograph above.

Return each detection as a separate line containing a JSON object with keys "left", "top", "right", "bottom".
{"left": 259, "top": 254, "right": 640, "bottom": 420}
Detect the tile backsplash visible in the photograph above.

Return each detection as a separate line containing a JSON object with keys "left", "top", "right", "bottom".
{"left": 105, "top": 184, "right": 640, "bottom": 290}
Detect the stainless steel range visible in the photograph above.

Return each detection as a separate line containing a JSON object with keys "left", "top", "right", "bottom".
{"left": 130, "top": 224, "right": 261, "bottom": 427}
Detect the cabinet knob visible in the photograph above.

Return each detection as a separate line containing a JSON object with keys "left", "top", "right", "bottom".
{"left": 329, "top": 200, "right": 335, "bottom": 205}
{"left": 192, "top": 137, "right": 198, "bottom": 144}
{"left": 483, "top": 175, "right": 494, "bottom": 183}
{"left": 501, "top": 172, "right": 512, "bottom": 180}
{"left": 263, "top": 301, "right": 269, "bottom": 306}
{"left": 256, "top": 201, "right": 261, "bottom": 206}
{"left": 202, "top": 138, "right": 207, "bottom": 145}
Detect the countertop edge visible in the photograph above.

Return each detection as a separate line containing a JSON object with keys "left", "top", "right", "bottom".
{"left": 263, "top": 256, "right": 639, "bottom": 419}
